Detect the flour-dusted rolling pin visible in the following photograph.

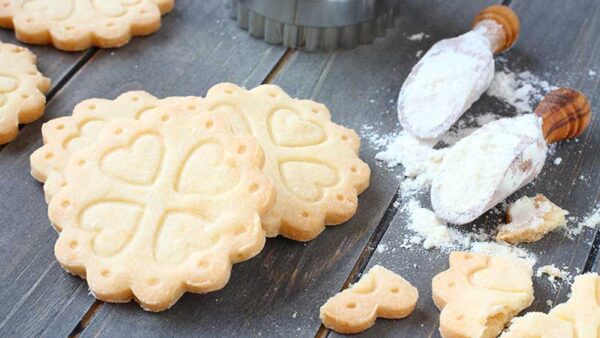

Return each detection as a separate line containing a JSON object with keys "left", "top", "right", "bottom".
{"left": 431, "top": 88, "right": 591, "bottom": 224}
{"left": 397, "top": 5, "right": 520, "bottom": 139}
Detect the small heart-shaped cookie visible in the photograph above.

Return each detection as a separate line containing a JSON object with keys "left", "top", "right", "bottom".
{"left": 320, "top": 265, "right": 418, "bottom": 334}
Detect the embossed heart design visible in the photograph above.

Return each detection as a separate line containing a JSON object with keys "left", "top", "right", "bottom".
{"left": 0, "top": 75, "right": 18, "bottom": 94}
{"left": 22, "top": 0, "right": 74, "bottom": 21}
{"left": 268, "top": 109, "right": 326, "bottom": 147}
{"left": 80, "top": 201, "right": 143, "bottom": 257}
{"left": 92, "top": 0, "right": 141, "bottom": 17}
{"left": 100, "top": 133, "right": 163, "bottom": 185}
{"left": 64, "top": 119, "right": 107, "bottom": 151}
{"left": 153, "top": 211, "right": 212, "bottom": 264}
{"left": 176, "top": 142, "right": 239, "bottom": 195}
{"left": 279, "top": 160, "right": 337, "bottom": 202}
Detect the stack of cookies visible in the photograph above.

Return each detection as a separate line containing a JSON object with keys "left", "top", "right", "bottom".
{"left": 30, "top": 83, "right": 371, "bottom": 311}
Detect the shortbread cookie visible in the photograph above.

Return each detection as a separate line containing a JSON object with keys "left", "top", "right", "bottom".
{"left": 432, "top": 251, "right": 534, "bottom": 338}
{"left": 500, "top": 312, "right": 573, "bottom": 338}
{"left": 0, "top": 0, "right": 175, "bottom": 51}
{"left": 502, "top": 273, "right": 600, "bottom": 337}
{"left": 204, "top": 83, "right": 371, "bottom": 241}
{"left": 320, "top": 265, "right": 418, "bottom": 334}
{"left": 0, "top": 42, "right": 50, "bottom": 144}
{"left": 497, "top": 194, "right": 567, "bottom": 244}
{"left": 549, "top": 273, "right": 600, "bottom": 337}
{"left": 48, "top": 106, "right": 274, "bottom": 311}
{"left": 30, "top": 91, "right": 203, "bottom": 201}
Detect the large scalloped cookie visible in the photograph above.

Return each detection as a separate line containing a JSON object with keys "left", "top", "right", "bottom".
{"left": 0, "top": 0, "right": 174, "bottom": 51}
{"left": 204, "top": 83, "right": 371, "bottom": 241}
{"left": 49, "top": 105, "right": 274, "bottom": 311}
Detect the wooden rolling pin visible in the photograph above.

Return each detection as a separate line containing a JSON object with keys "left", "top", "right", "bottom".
{"left": 431, "top": 88, "right": 591, "bottom": 224}
{"left": 397, "top": 5, "right": 520, "bottom": 139}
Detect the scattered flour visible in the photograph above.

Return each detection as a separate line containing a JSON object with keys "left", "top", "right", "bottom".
{"left": 567, "top": 204, "right": 600, "bottom": 237}
{"left": 589, "top": 70, "right": 597, "bottom": 77}
{"left": 486, "top": 69, "right": 555, "bottom": 113}
{"left": 536, "top": 264, "right": 572, "bottom": 288}
{"left": 407, "top": 32, "right": 430, "bottom": 41}
{"left": 553, "top": 157, "right": 562, "bottom": 165}
{"left": 536, "top": 264, "right": 569, "bottom": 281}
{"left": 404, "top": 199, "right": 469, "bottom": 250}
{"left": 415, "top": 50, "right": 423, "bottom": 58}
{"left": 376, "top": 243, "right": 388, "bottom": 254}
{"left": 375, "top": 131, "right": 445, "bottom": 193}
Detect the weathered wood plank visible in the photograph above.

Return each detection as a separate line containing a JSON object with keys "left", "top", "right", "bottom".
{"left": 80, "top": 1, "right": 495, "bottom": 337}
{"left": 0, "top": 0, "right": 285, "bottom": 336}
{"left": 331, "top": 0, "right": 600, "bottom": 336}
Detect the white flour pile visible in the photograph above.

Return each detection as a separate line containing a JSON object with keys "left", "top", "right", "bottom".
{"left": 398, "top": 31, "right": 494, "bottom": 138}
{"left": 367, "top": 64, "right": 563, "bottom": 263}
{"left": 487, "top": 69, "right": 554, "bottom": 113}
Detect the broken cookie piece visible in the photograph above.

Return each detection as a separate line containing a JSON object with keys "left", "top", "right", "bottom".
{"left": 432, "top": 251, "right": 534, "bottom": 338}
{"left": 502, "top": 272, "right": 600, "bottom": 337}
{"left": 320, "top": 265, "right": 418, "bottom": 334}
{"left": 497, "top": 194, "right": 567, "bottom": 244}
{"left": 500, "top": 312, "right": 573, "bottom": 338}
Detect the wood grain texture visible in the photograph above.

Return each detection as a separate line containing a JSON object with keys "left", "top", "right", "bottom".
{"left": 79, "top": 1, "right": 496, "bottom": 337}
{"left": 0, "top": 0, "right": 284, "bottom": 336}
{"left": 330, "top": 0, "right": 600, "bottom": 337}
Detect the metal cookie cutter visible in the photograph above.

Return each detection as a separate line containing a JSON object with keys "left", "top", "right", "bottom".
{"left": 229, "top": 0, "right": 400, "bottom": 51}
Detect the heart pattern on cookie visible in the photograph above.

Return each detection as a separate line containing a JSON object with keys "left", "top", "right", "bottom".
{"left": 80, "top": 200, "right": 143, "bottom": 257}
{"left": 21, "top": 0, "right": 74, "bottom": 21}
{"left": 64, "top": 119, "right": 107, "bottom": 151}
{"left": 204, "top": 83, "right": 371, "bottom": 241}
{"left": 92, "top": 0, "right": 141, "bottom": 17}
{"left": 100, "top": 133, "right": 163, "bottom": 185}
{"left": 269, "top": 109, "right": 326, "bottom": 147}
{"left": 279, "top": 160, "right": 337, "bottom": 202}
{"left": 176, "top": 142, "right": 239, "bottom": 195}
{"left": 50, "top": 106, "right": 274, "bottom": 311}
{"left": 154, "top": 211, "right": 212, "bottom": 264}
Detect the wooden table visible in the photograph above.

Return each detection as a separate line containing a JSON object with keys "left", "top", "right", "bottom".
{"left": 0, "top": 0, "right": 598, "bottom": 337}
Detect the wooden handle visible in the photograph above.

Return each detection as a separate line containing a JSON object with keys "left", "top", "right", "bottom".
{"left": 535, "top": 88, "right": 591, "bottom": 144}
{"left": 472, "top": 5, "right": 520, "bottom": 54}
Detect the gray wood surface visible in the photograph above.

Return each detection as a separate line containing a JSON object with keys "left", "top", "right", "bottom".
{"left": 330, "top": 0, "right": 600, "bottom": 337}
{"left": 0, "top": 0, "right": 598, "bottom": 337}
{"left": 0, "top": 1, "right": 284, "bottom": 336}
{"left": 79, "top": 1, "right": 497, "bottom": 337}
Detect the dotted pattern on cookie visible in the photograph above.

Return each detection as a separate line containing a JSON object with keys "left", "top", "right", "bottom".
{"left": 0, "top": 0, "right": 175, "bottom": 51}
{"left": 0, "top": 41, "right": 50, "bottom": 144}
{"left": 48, "top": 105, "right": 274, "bottom": 311}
